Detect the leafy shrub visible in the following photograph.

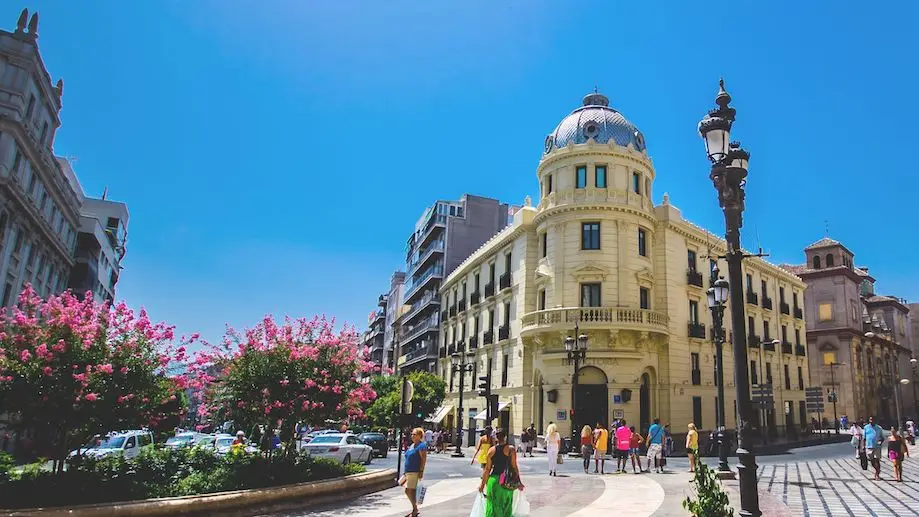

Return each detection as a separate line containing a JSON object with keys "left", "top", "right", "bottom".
{"left": 682, "top": 457, "right": 733, "bottom": 517}
{"left": 0, "top": 452, "right": 14, "bottom": 482}
{"left": 0, "top": 447, "right": 366, "bottom": 509}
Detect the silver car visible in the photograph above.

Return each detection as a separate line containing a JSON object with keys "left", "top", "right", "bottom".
{"left": 302, "top": 433, "right": 372, "bottom": 465}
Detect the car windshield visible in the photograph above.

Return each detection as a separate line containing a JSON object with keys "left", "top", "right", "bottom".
{"left": 98, "top": 436, "right": 126, "bottom": 449}
{"left": 216, "top": 438, "right": 234, "bottom": 448}
{"left": 361, "top": 433, "right": 384, "bottom": 440}
{"left": 308, "top": 435, "right": 342, "bottom": 444}
{"left": 166, "top": 435, "right": 194, "bottom": 445}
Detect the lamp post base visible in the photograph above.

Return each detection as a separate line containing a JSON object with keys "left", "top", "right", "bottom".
{"left": 716, "top": 468, "right": 736, "bottom": 480}
{"left": 450, "top": 451, "right": 465, "bottom": 458}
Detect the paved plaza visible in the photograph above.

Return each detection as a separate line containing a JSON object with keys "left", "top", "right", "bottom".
{"left": 261, "top": 441, "right": 919, "bottom": 517}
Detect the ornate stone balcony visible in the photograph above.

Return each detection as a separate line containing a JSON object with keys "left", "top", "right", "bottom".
{"left": 520, "top": 307, "right": 670, "bottom": 337}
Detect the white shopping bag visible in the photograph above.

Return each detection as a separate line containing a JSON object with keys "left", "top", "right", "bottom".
{"left": 512, "top": 490, "right": 531, "bottom": 516}
{"left": 416, "top": 482, "right": 427, "bottom": 505}
{"left": 468, "top": 492, "right": 486, "bottom": 517}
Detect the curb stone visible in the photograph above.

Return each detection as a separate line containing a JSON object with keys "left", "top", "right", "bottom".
{"left": 1, "top": 469, "right": 397, "bottom": 517}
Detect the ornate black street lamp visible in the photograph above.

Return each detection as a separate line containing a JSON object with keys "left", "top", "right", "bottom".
{"left": 565, "top": 324, "right": 588, "bottom": 451}
{"left": 450, "top": 351, "right": 475, "bottom": 457}
{"left": 707, "top": 267, "right": 733, "bottom": 477}
{"left": 699, "top": 79, "right": 760, "bottom": 517}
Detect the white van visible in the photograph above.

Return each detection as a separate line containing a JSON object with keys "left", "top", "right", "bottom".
{"left": 75, "top": 430, "right": 154, "bottom": 460}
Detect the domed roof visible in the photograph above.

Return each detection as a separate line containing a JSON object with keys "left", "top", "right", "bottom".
{"left": 544, "top": 91, "right": 646, "bottom": 154}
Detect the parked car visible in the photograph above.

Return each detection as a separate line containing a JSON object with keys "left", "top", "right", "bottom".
{"left": 358, "top": 432, "right": 388, "bottom": 458}
{"left": 69, "top": 430, "right": 154, "bottom": 460}
{"left": 302, "top": 433, "right": 372, "bottom": 465}
{"left": 165, "top": 432, "right": 207, "bottom": 449}
{"left": 213, "top": 434, "right": 258, "bottom": 455}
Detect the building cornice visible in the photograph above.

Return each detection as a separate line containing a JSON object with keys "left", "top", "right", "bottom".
{"left": 532, "top": 201, "right": 655, "bottom": 228}
{"left": 442, "top": 207, "right": 536, "bottom": 289}
{"left": 797, "top": 266, "right": 863, "bottom": 285}
{"left": 864, "top": 297, "right": 910, "bottom": 314}
{"left": 537, "top": 139, "right": 653, "bottom": 174}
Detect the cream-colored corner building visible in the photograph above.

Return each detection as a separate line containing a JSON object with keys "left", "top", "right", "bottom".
{"left": 434, "top": 92, "right": 811, "bottom": 445}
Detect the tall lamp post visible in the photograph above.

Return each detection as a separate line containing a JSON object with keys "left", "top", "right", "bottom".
{"left": 910, "top": 357, "right": 918, "bottom": 419}
{"left": 699, "top": 79, "right": 761, "bottom": 517}
{"left": 565, "top": 324, "right": 588, "bottom": 452}
{"left": 707, "top": 268, "right": 732, "bottom": 477}
{"left": 826, "top": 361, "right": 846, "bottom": 434}
{"left": 450, "top": 351, "right": 475, "bottom": 457}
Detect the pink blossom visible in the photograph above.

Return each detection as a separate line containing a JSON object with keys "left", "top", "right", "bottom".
{"left": 84, "top": 393, "right": 99, "bottom": 402}
{"left": 120, "top": 367, "right": 129, "bottom": 374}
{"left": 96, "top": 364, "right": 114, "bottom": 374}
{"left": 19, "top": 350, "right": 31, "bottom": 362}
{"left": 42, "top": 366, "right": 52, "bottom": 376}
{"left": 35, "top": 343, "right": 49, "bottom": 358}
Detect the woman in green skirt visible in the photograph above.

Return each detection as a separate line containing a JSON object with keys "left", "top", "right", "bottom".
{"left": 477, "top": 428, "right": 523, "bottom": 516}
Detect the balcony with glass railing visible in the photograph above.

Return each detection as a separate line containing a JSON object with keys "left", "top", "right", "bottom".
{"left": 418, "top": 214, "right": 447, "bottom": 248}
{"left": 404, "top": 264, "right": 445, "bottom": 302}
{"left": 400, "top": 341, "right": 437, "bottom": 368}
{"left": 410, "top": 240, "right": 445, "bottom": 273}
{"left": 401, "top": 290, "right": 440, "bottom": 324}
{"left": 400, "top": 314, "right": 440, "bottom": 345}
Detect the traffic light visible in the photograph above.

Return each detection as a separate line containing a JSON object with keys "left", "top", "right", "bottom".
{"left": 478, "top": 373, "right": 491, "bottom": 397}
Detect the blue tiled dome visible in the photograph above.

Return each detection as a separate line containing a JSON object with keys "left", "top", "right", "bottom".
{"left": 545, "top": 92, "right": 646, "bottom": 154}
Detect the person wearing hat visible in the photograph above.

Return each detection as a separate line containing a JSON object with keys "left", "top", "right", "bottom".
{"left": 233, "top": 431, "right": 245, "bottom": 445}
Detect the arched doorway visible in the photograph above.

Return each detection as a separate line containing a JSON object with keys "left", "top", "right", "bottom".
{"left": 640, "top": 373, "right": 651, "bottom": 433}
{"left": 575, "top": 366, "right": 608, "bottom": 438}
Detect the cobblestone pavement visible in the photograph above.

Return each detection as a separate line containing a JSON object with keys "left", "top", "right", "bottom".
{"left": 750, "top": 450, "right": 919, "bottom": 517}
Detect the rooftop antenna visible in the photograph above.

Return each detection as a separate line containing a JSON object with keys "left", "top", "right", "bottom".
{"left": 824, "top": 219, "right": 830, "bottom": 237}
{"left": 101, "top": 186, "right": 108, "bottom": 200}
{"left": 593, "top": 85, "right": 598, "bottom": 93}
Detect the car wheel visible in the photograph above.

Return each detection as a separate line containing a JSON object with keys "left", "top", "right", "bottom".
{"left": 343, "top": 454, "right": 351, "bottom": 465}
{"left": 382, "top": 451, "right": 388, "bottom": 459}
{"left": 364, "top": 451, "right": 372, "bottom": 465}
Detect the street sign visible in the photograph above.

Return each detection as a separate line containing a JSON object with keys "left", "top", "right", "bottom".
{"left": 556, "top": 409, "right": 567, "bottom": 421}
{"left": 805, "top": 386, "right": 825, "bottom": 412}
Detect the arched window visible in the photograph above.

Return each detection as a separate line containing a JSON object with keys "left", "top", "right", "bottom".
{"left": 812, "top": 256, "right": 821, "bottom": 269}
{"left": 826, "top": 254, "right": 835, "bottom": 267}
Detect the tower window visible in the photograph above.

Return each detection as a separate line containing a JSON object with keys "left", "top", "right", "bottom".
{"left": 576, "top": 166, "right": 587, "bottom": 189}
{"left": 638, "top": 228, "right": 647, "bottom": 256}
{"left": 540, "top": 232, "right": 548, "bottom": 258}
{"left": 639, "top": 287, "right": 650, "bottom": 309}
{"left": 826, "top": 254, "right": 834, "bottom": 267}
{"left": 812, "top": 255, "right": 821, "bottom": 269}
{"left": 547, "top": 174, "right": 553, "bottom": 194}
{"left": 581, "top": 222, "right": 600, "bottom": 250}
{"left": 595, "top": 165, "right": 607, "bottom": 188}
{"left": 580, "top": 283, "right": 601, "bottom": 307}
{"left": 632, "top": 172, "right": 641, "bottom": 194}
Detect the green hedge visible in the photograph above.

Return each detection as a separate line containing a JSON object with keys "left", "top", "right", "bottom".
{"left": 0, "top": 447, "right": 365, "bottom": 509}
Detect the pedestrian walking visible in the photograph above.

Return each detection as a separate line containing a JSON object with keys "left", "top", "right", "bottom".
{"left": 471, "top": 427, "right": 493, "bottom": 470}
{"left": 545, "top": 422, "right": 561, "bottom": 476}
{"left": 398, "top": 427, "right": 427, "bottom": 517}
{"left": 593, "top": 421, "right": 608, "bottom": 474}
{"left": 646, "top": 418, "right": 665, "bottom": 473}
{"left": 579, "top": 424, "right": 593, "bottom": 473}
{"left": 629, "top": 426, "right": 644, "bottom": 474}
{"left": 850, "top": 420, "right": 864, "bottom": 459}
{"left": 614, "top": 419, "right": 631, "bottom": 473}
{"left": 477, "top": 428, "right": 523, "bottom": 517}
{"left": 864, "top": 416, "right": 884, "bottom": 480}
{"left": 888, "top": 427, "right": 909, "bottom": 482}
{"left": 519, "top": 423, "right": 530, "bottom": 456}
{"left": 663, "top": 424, "right": 674, "bottom": 458}
{"left": 686, "top": 423, "right": 699, "bottom": 473}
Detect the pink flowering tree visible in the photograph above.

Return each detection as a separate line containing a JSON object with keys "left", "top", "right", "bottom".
{"left": 0, "top": 286, "right": 191, "bottom": 472}
{"left": 189, "top": 315, "right": 376, "bottom": 451}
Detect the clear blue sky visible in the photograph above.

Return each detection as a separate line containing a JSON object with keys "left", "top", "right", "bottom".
{"left": 24, "top": 1, "right": 918, "bottom": 342}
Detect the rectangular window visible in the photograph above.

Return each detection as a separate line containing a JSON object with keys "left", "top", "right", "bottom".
{"left": 784, "top": 364, "right": 791, "bottom": 390}
{"left": 692, "top": 397, "right": 702, "bottom": 429}
{"left": 822, "top": 351, "right": 837, "bottom": 365}
{"left": 541, "top": 232, "right": 547, "bottom": 258}
{"left": 763, "top": 320, "right": 770, "bottom": 340}
{"left": 488, "top": 308, "right": 495, "bottom": 331}
{"left": 766, "top": 363, "right": 773, "bottom": 385}
{"left": 687, "top": 249, "right": 697, "bottom": 272}
{"left": 747, "top": 315, "right": 755, "bottom": 336}
{"left": 691, "top": 352, "right": 700, "bottom": 370}
{"left": 576, "top": 165, "right": 587, "bottom": 188}
{"left": 761, "top": 279, "right": 767, "bottom": 297}
{"left": 474, "top": 315, "right": 480, "bottom": 336}
{"left": 461, "top": 282, "right": 467, "bottom": 300}
{"left": 750, "top": 360, "right": 758, "bottom": 385}
{"left": 818, "top": 303, "right": 833, "bottom": 321}
{"left": 502, "top": 354, "right": 509, "bottom": 387}
{"left": 797, "top": 367, "right": 804, "bottom": 390}
{"left": 794, "top": 328, "right": 801, "bottom": 345}
{"left": 40, "top": 122, "right": 48, "bottom": 145}
{"left": 779, "top": 287, "right": 786, "bottom": 304}
{"left": 504, "top": 253, "right": 512, "bottom": 276}
{"left": 581, "top": 222, "right": 600, "bottom": 250}
{"left": 595, "top": 165, "right": 607, "bottom": 188}
{"left": 474, "top": 273, "right": 480, "bottom": 292}
{"left": 25, "top": 94, "right": 35, "bottom": 119}
{"left": 746, "top": 273, "right": 753, "bottom": 292}
{"left": 793, "top": 293, "right": 799, "bottom": 307}
{"left": 503, "top": 302, "right": 511, "bottom": 326}
{"left": 538, "top": 289, "right": 546, "bottom": 311}
{"left": 489, "top": 263, "right": 496, "bottom": 284}
{"left": 689, "top": 300, "right": 699, "bottom": 324}
{"left": 12, "top": 151, "right": 22, "bottom": 175}
{"left": 781, "top": 325, "right": 788, "bottom": 343}
{"left": 639, "top": 287, "right": 650, "bottom": 310}
{"left": 547, "top": 174, "right": 553, "bottom": 194}
{"left": 460, "top": 322, "right": 466, "bottom": 340}
{"left": 581, "top": 283, "right": 601, "bottom": 307}
{"left": 638, "top": 228, "right": 647, "bottom": 257}
{"left": 632, "top": 172, "right": 641, "bottom": 194}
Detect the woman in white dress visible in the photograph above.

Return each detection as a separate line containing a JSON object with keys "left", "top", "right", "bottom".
{"left": 545, "top": 422, "right": 561, "bottom": 476}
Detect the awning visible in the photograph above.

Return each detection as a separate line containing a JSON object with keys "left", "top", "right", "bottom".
{"left": 426, "top": 405, "right": 454, "bottom": 424}
{"left": 473, "top": 401, "right": 512, "bottom": 420}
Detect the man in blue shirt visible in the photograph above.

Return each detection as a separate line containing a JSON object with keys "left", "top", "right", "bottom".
{"left": 863, "top": 416, "right": 884, "bottom": 480}
{"left": 645, "top": 418, "right": 665, "bottom": 473}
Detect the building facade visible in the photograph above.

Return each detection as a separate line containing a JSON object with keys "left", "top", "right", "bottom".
{"left": 436, "top": 92, "right": 810, "bottom": 443}
{"left": 782, "top": 238, "right": 914, "bottom": 426}
{"left": 383, "top": 271, "right": 405, "bottom": 372}
{"left": 396, "top": 195, "right": 512, "bottom": 375}
{"left": 0, "top": 9, "right": 81, "bottom": 305}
